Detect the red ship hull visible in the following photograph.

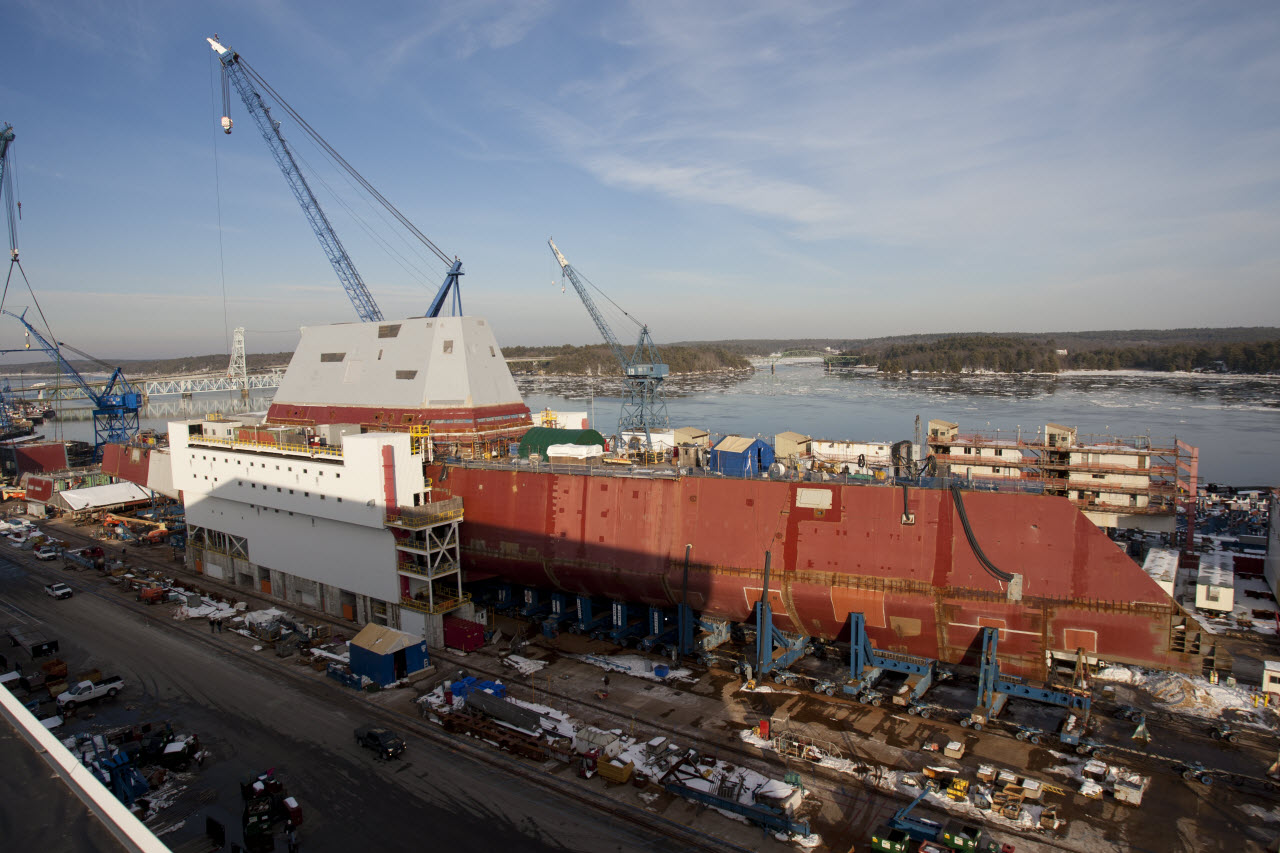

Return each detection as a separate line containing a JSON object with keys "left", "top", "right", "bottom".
{"left": 428, "top": 464, "right": 1204, "bottom": 679}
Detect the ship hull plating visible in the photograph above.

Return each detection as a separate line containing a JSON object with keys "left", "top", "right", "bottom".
{"left": 429, "top": 464, "right": 1200, "bottom": 679}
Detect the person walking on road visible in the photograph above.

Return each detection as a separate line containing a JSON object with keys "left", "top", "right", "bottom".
{"left": 209, "top": 618, "right": 217, "bottom": 634}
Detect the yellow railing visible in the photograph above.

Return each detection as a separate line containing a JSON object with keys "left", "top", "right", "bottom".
{"left": 396, "top": 559, "right": 458, "bottom": 578}
{"left": 400, "top": 590, "right": 472, "bottom": 615}
{"left": 385, "top": 499, "right": 463, "bottom": 529}
{"left": 410, "top": 424, "right": 431, "bottom": 456}
{"left": 189, "top": 434, "right": 344, "bottom": 458}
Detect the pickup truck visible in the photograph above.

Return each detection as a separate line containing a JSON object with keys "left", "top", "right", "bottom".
{"left": 57, "top": 675, "right": 124, "bottom": 710}
{"left": 44, "top": 582, "right": 73, "bottom": 600}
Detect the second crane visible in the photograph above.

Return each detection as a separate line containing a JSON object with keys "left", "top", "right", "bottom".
{"left": 549, "top": 238, "right": 668, "bottom": 451}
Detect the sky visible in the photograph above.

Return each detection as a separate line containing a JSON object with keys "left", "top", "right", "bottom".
{"left": 0, "top": 1, "right": 1277, "bottom": 359}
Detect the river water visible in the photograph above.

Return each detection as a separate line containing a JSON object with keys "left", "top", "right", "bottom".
{"left": 522, "top": 363, "right": 1280, "bottom": 487}
{"left": 28, "top": 363, "right": 1280, "bottom": 486}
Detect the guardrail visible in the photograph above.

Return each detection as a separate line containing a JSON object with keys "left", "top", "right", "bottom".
{"left": 0, "top": 688, "right": 171, "bottom": 853}
{"left": 400, "top": 590, "right": 472, "bottom": 616}
{"left": 188, "top": 435, "right": 343, "bottom": 459}
{"left": 385, "top": 499, "right": 463, "bottom": 529}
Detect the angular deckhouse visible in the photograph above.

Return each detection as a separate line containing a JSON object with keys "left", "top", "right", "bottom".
{"left": 267, "top": 316, "right": 531, "bottom": 451}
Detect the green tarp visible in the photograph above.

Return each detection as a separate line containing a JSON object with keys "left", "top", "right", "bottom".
{"left": 517, "top": 427, "right": 606, "bottom": 458}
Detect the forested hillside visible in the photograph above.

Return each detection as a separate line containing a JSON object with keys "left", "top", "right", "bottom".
{"left": 677, "top": 327, "right": 1280, "bottom": 374}
{"left": 503, "top": 344, "right": 750, "bottom": 375}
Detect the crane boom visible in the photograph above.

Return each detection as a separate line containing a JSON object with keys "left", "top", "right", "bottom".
{"left": 547, "top": 238, "right": 669, "bottom": 447}
{"left": 209, "top": 37, "right": 384, "bottom": 323}
{"left": 549, "top": 238, "right": 628, "bottom": 368}
{"left": 2, "top": 309, "right": 142, "bottom": 457}
{"left": 1, "top": 123, "right": 17, "bottom": 261}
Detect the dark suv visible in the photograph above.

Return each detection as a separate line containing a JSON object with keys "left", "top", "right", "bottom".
{"left": 355, "top": 725, "right": 406, "bottom": 760}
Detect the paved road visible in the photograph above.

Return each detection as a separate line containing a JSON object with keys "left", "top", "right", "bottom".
{"left": 0, "top": 553, "right": 707, "bottom": 853}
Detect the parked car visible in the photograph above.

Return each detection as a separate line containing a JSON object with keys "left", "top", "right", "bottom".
{"left": 34, "top": 546, "right": 60, "bottom": 561}
{"left": 44, "top": 582, "right": 73, "bottom": 600}
{"left": 355, "top": 725, "right": 406, "bottom": 760}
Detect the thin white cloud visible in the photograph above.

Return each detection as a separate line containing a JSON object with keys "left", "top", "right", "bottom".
{"left": 512, "top": 0, "right": 1280, "bottom": 265}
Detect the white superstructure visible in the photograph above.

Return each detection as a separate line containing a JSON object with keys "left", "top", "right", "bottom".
{"left": 271, "top": 316, "right": 523, "bottom": 412}
{"left": 171, "top": 415, "right": 469, "bottom": 641}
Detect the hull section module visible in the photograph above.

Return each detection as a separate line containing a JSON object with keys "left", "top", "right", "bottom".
{"left": 429, "top": 464, "right": 1205, "bottom": 679}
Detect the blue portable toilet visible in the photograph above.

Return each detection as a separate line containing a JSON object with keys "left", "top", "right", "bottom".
{"left": 709, "top": 436, "right": 775, "bottom": 477}
{"left": 348, "top": 624, "right": 430, "bottom": 686}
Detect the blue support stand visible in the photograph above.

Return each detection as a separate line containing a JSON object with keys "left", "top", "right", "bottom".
{"left": 843, "top": 611, "right": 939, "bottom": 708}
{"left": 573, "top": 595, "right": 611, "bottom": 635}
{"left": 541, "top": 593, "right": 576, "bottom": 638}
{"left": 639, "top": 605, "right": 677, "bottom": 652}
{"left": 519, "top": 587, "right": 551, "bottom": 620}
{"left": 752, "top": 553, "right": 810, "bottom": 677}
{"left": 608, "top": 600, "right": 645, "bottom": 645}
{"left": 964, "top": 627, "right": 1091, "bottom": 730}
{"left": 495, "top": 583, "right": 514, "bottom": 612}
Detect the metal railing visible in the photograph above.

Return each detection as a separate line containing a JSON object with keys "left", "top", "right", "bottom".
{"left": 188, "top": 434, "right": 343, "bottom": 458}
{"left": 400, "top": 589, "right": 472, "bottom": 616}
{"left": 385, "top": 497, "right": 463, "bottom": 528}
{"left": 395, "top": 559, "right": 458, "bottom": 579}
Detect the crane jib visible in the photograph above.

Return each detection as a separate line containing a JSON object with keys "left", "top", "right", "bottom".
{"left": 211, "top": 37, "right": 383, "bottom": 323}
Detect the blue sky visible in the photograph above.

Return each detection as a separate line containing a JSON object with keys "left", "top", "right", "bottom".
{"left": 0, "top": 1, "right": 1277, "bottom": 358}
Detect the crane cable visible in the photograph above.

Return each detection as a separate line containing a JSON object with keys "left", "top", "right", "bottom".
{"left": 235, "top": 58, "right": 453, "bottom": 270}
{"left": 560, "top": 262, "right": 647, "bottom": 332}
{"left": 209, "top": 49, "right": 232, "bottom": 358}
{"left": 0, "top": 132, "right": 67, "bottom": 408}
{"left": 289, "top": 145, "right": 439, "bottom": 289}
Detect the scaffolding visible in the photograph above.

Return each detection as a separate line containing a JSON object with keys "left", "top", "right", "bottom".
{"left": 927, "top": 420, "right": 1196, "bottom": 530}
{"left": 389, "top": 497, "right": 466, "bottom": 617}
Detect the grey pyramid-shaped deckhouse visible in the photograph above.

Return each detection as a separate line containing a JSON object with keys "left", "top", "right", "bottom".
{"left": 267, "top": 316, "right": 531, "bottom": 444}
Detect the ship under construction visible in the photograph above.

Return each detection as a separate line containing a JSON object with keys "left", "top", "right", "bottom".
{"left": 99, "top": 313, "right": 1220, "bottom": 683}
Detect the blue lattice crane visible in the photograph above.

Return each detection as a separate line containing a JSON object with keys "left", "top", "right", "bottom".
{"left": 548, "top": 238, "right": 668, "bottom": 449}
{"left": 2, "top": 309, "right": 141, "bottom": 458}
{"left": 208, "top": 36, "right": 464, "bottom": 321}
{"left": 1, "top": 123, "right": 17, "bottom": 266}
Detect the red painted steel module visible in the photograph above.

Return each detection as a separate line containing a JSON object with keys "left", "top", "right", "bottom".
{"left": 427, "top": 463, "right": 1206, "bottom": 679}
